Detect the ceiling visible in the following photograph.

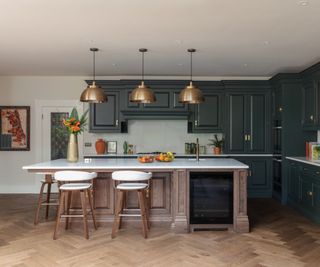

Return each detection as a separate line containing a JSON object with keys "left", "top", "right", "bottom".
{"left": 1, "top": 0, "right": 320, "bottom": 77}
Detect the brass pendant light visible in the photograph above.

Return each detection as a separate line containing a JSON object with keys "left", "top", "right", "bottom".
{"left": 179, "top": 49, "right": 204, "bottom": 104}
{"left": 130, "top": 48, "right": 156, "bottom": 103}
{"left": 80, "top": 48, "right": 107, "bottom": 103}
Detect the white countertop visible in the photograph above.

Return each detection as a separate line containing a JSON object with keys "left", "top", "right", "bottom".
{"left": 84, "top": 153, "right": 273, "bottom": 158}
{"left": 286, "top": 157, "right": 320, "bottom": 167}
{"left": 23, "top": 158, "right": 249, "bottom": 171}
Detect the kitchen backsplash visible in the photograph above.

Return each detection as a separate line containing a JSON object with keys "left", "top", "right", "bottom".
{"left": 83, "top": 120, "right": 223, "bottom": 155}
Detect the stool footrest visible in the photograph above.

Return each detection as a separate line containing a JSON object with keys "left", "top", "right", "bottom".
{"left": 119, "top": 214, "right": 142, "bottom": 217}
{"left": 61, "top": 214, "right": 84, "bottom": 218}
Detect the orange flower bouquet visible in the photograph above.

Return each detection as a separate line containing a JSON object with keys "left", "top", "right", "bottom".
{"left": 63, "top": 107, "right": 89, "bottom": 135}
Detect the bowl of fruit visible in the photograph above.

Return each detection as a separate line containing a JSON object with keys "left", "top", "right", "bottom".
{"left": 138, "top": 155, "right": 154, "bottom": 163}
{"left": 155, "top": 152, "right": 175, "bottom": 162}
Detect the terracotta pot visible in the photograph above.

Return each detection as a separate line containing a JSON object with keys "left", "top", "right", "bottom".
{"left": 213, "top": 147, "right": 221, "bottom": 155}
{"left": 95, "top": 139, "right": 106, "bottom": 154}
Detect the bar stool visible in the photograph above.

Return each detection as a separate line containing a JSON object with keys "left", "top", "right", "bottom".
{"left": 34, "top": 173, "right": 59, "bottom": 225}
{"left": 111, "top": 170, "right": 152, "bottom": 239}
{"left": 53, "top": 171, "right": 98, "bottom": 240}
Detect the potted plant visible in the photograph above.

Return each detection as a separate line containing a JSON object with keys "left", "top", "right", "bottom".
{"left": 208, "top": 134, "right": 224, "bottom": 155}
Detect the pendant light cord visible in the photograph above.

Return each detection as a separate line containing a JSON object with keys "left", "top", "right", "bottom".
{"left": 93, "top": 50, "right": 96, "bottom": 82}
{"left": 190, "top": 51, "right": 193, "bottom": 82}
{"left": 142, "top": 51, "right": 144, "bottom": 82}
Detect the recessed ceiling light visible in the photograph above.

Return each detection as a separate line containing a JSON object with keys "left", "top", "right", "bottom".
{"left": 264, "top": 41, "right": 270, "bottom": 45}
{"left": 112, "top": 63, "right": 117, "bottom": 67}
{"left": 243, "top": 64, "right": 248, "bottom": 67}
{"left": 299, "top": 0, "right": 309, "bottom": 6}
{"left": 174, "top": 40, "right": 183, "bottom": 46}
{"left": 177, "top": 63, "right": 183, "bottom": 66}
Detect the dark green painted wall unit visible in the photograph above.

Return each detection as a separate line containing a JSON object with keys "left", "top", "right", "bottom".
{"left": 224, "top": 82, "right": 271, "bottom": 154}
{"left": 287, "top": 160, "right": 320, "bottom": 223}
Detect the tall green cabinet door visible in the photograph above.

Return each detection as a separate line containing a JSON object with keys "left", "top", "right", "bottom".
{"left": 247, "top": 94, "right": 269, "bottom": 153}
{"left": 226, "top": 94, "right": 246, "bottom": 152}
{"left": 288, "top": 161, "right": 301, "bottom": 202}
{"left": 89, "top": 90, "right": 121, "bottom": 132}
{"left": 302, "top": 79, "right": 316, "bottom": 128}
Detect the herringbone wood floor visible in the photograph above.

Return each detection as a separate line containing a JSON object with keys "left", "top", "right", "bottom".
{"left": 1, "top": 195, "right": 320, "bottom": 267}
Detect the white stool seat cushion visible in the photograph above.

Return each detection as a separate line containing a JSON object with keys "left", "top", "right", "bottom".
{"left": 116, "top": 183, "right": 148, "bottom": 190}
{"left": 112, "top": 171, "right": 152, "bottom": 182}
{"left": 59, "top": 183, "right": 92, "bottom": 191}
{"left": 54, "top": 171, "right": 97, "bottom": 182}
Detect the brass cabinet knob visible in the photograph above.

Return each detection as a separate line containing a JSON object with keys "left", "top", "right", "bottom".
{"left": 310, "top": 115, "right": 314, "bottom": 120}
{"left": 195, "top": 120, "right": 198, "bottom": 126}
{"left": 308, "top": 191, "right": 313, "bottom": 196}
{"left": 279, "top": 107, "right": 282, "bottom": 112}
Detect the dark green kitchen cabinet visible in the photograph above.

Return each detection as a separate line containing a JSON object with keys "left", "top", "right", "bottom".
{"left": 234, "top": 157, "right": 272, "bottom": 198}
{"left": 225, "top": 89, "right": 271, "bottom": 153}
{"left": 188, "top": 90, "right": 223, "bottom": 133}
{"left": 271, "top": 84, "right": 282, "bottom": 121}
{"left": 302, "top": 78, "right": 317, "bottom": 129}
{"left": 287, "top": 160, "right": 320, "bottom": 223}
{"left": 288, "top": 161, "right": 300, "bottom": 202}
{"left": 89, "top": 89, "right": 127, "bottom": 133}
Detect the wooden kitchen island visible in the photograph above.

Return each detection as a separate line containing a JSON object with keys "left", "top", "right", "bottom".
{"left": 23, "top": 158, "right": 249, "bottom": 233}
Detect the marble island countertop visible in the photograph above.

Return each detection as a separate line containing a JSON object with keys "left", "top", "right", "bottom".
{"left": 84, "top": 153, "right": 274, "bottom": 158}
{"left": 23, "top": 158, "right": 249, "bottom": 171}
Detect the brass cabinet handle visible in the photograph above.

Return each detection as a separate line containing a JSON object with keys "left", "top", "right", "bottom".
{"left": 195, "top": 120, "right": 198, "bottom": 126}
{"left": 244, "top": 134, "right": 248, "bottom": 141}
{"left": 310, "top": 115, "right": 314, "bottom": 120}
{"left": 279, "top": 107, "right": 282, "bottom": 112}
{"left": 248, "top": 135, "right": 251, "bottom": 141}
{"left": 116, "top": 119, "right": 119, "bottom": 126}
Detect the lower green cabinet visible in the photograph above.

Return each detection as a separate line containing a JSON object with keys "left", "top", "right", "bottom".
{"left": 288, "top": 161, "right": 300, "bottom": 201}
{"left": 287, "top": 160, "right": 320, "bottom": 223}
{"left": 234, "top": 157, "right": 272, "bottom": 198}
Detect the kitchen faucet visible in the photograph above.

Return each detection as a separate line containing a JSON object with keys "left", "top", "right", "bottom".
{"left": 196, "top": 138, "right": 200, "bottom": 162}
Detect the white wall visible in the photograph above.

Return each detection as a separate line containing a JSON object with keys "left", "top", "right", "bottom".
{"left": 0, "top": 76, "right": 88, "bottom": 193}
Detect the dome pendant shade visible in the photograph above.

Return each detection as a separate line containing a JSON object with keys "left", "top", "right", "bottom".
{"left": 179, "top": 81, "right": 204, "bottom": 104}
{"left": 80, "top": 81, "right": 107, "bottom": 103}
{"left": 129, "top": 48, "right": 156, "bottom": 103}
{"left": 80, "top": 48, "right": 107, "bottom": 103}
{"left": 129, "top": 81, "right": 156, "bottom": 103}
{"left": 179, "top": 48, "right": 204, "bottom": 104}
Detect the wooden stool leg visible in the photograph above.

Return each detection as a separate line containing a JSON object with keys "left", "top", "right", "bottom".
{"left": 137, "top": 190, "right": 148, "bottom": 239}
{"left": 80, "top": 190, "right": 89, "bottom": 239}
{"left": 143, "top": 190, "right": 151, "bottom": 229}
{"left": 87, "top": 189, "right": 98, "bottom": 230}
{"left": 65, "top": 191, "right": 72, "bottom": 230}
{"left": 34, "top": 182, "right": 46, "bottom": 225}
{"left": 118, "top": 192, "right": 126, "bottom": 230}
{"left": 53, "top": 191, "right": 65, "bottom": 240}
{"left": 112, "top": 190, "right": 124, "bottom": 239}
{"left": 45, "top": 182, "right": 52, "bottom": 219}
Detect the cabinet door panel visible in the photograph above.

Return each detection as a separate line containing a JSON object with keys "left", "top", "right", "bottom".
{"left": 249, "top": 94, "right": 267, "bottom": 153}
{"left": 173, "top": 91, "right": 186, "bottom": 109}
{"left": 196, "top": 94, "right": 219, "bottom": 128}
{"left": 288, "top": 162, "right": 300, "bottom": 201}
{"left": 302, "top": 81, "right": 316, "bottom": 127}
{"left": 227, "top": 94, "right": 246, "bottom": 152}
{"left": 90, "top": 91, "right": 120, "bottom": 131}
{"left": 144, "top": 92, "right": 170, "bottom": 109}
{"left": 249, "top": 160, "right": 269, "bottom": 188}
{"left": 301, "top": 175, "right": 313, "bottom": 209}
{"left": 313, "top": 182, "right": 320, "bottom": 211}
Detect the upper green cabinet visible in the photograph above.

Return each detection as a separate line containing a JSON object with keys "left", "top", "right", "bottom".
{"left": 302, "top": 78, "right": 317, "bottom": 128}
{"left": 188, "top": 89, "right": 224, "bottom": 133}
{"left": 88, "top": 81, "right": 127, "bottom": 133}
{"left": 224, "top": 82, "right": 271, "bottom": 154}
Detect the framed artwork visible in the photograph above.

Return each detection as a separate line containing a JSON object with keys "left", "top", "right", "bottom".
{"left": 0, "top": 106, "right": 30, "bottom": 151}
{"left": 107, "top": 141, "right": 117, "bottom": 154}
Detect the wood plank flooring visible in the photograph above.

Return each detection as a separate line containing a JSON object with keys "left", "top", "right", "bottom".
{"left": 1, "top": 195, "right": 320, "bottom": 266}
